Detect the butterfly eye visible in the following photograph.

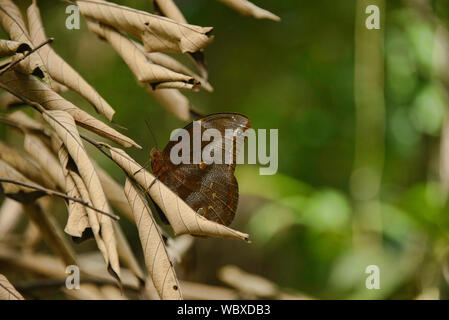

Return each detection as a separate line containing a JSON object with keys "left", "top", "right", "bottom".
{"left": 236, "top": 129, "right": 243, "bottom": 136}
{"left": 197, "top": 207, "right": 205, "bottom": 216}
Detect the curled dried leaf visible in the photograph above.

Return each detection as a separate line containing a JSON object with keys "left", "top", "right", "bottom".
{"left": 0, "top": 90, "right": 24, "bottom": 109}
{"left": 96, "top": 165, "right": 134, "bottom": 221}
{"left": 218, "top": 0, "right": 280, "bottom": 21}
{"left": 5, "top": 110, "right": 46, "bottom": 132}
{"left": 0, "top": 140, "right": 54, "bottom": 189}
{"left": 0, "top": 246, "right": 66, "bottom": 278}
{"left": 151, "top": 0, "right": 209, "bottom": 81}
{"left": 22, "top": 218, "right": 41, "bottom": 252}
{"left": 64, "top": 284, "right": 105, "bottom": 300}
{"left": 0, "top": 159, "right": 46, "bottom": 203}
{"left": 100, "top": 285, "right": 128, "bottom": 300}
{"left": 86, "top": 20, "right": 196, "bottom": 87}
{"left": 180, "top": 280, "right": 238, "bottom": 300}
{"left": 151, "top": 81, "right": 198, "bottom": 91}
{"left": 77, "top": 252, "right": 141, "bottom": 290}
{"left": 77, "top": 0, "right": 213, "bottom": 53}
{"left": 0, "top": 198, "right": 22, "bottom": 241}
{"left": 0, "top": 70, "right": 140, "bottom": 148}
{"left": 22, "top": 202, "right": 77, "bottom": 266}
{"left": 0, "top": 80, "right": 68, "bottom": 110}
{"left": 146, "top": 86, "right": 190, "bottom": 121}
{"left": 153, "top": 0, "right": 187, "bottom": 24}
{"left": 124, "top": 178, "right": 182, "bottom": 300}
{"left": 43, "top": 109, "right": 121, "bottom": 282}
{"left": 0, "top": 39, "right": 31, "bottom": 58}
{"left": 218, "top": 265, "right": 279, "bottom": 298}
{"left": 0, "top": 0, "right": 47, "bottom": 78}
{"left": 52, "top": 137, "right": 90, "bottom": 239}
{"left": 26, "top": 2, "right": 116, "bottom": 121}
{"left": 145, "top": 51, "right": 213, "bottom": 92}
{"left": 24, "top": 134, "right": 65, "bottom": 190}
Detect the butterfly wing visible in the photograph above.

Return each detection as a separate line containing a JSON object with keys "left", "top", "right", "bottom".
{"left": 152, "top": 113, "right": 250, "bottom": 226}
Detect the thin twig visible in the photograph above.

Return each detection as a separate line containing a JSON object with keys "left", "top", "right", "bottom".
{"left": 0, "top": 178, "right": 119, "bottom": 220}
{"left": 0, "top": 38, "right": 54, "bottom": 75}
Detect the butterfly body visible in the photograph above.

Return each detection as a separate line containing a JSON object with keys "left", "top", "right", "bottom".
{"left": 150, "top": 113, "right": 250, "bottom": 226}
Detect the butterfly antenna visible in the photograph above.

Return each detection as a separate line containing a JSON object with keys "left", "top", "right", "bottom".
{"left": 132, "top": 119, "right": 159, "bottom": 176}
{"left": 145, "top": 118, "right": 159, "bottom": 150}
{"left": 133, "top": 158, "right": 151, "bottom": 176}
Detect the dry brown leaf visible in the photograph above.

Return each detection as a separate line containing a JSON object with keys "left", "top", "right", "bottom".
{"left": 5, "top": 110, "right": 46, "bottom": 132}
{"left": 0, "top": 274, "right": 24, "bottom": 300}
{"left": 218, "top": 0, "right": 280, "bottom": 21}
{"left": 63, "top": 182, "right": 89, "bottom": 238}
{"left": 0, "top": 159, "right": 46, "bottom": 203}
{"left": 153, "top": 0, "right": 187, "bottom": 24}
{"left": 77, "top": 252, "right": 141, "bottom": 289}
{"left": 110, "top": 147, "right": 249, "bottom": 241}
{"left": 77, "top": 0, "right": 213, "bottom": 53}
{"left": 0, "top": 70, "right": 140, "bottom": 148}
{"left": 0, "top": 247, "right": 139, "bottom": 292}
{"left": 0, "top": 39, "right": 30, "bottom": 58}
{"left": 63, "top": 157, "right": 120, "bottom": 282}
{"left": 96, "top": 165, "right": 134, "bottom": 221}
{"left": 48, "top": 80, "right": 68, "bottom": 93}
{"left": 151, "top": 0, "right": 209, "bottom": 81}
{"left": 64, "top": 283, "right": 106, "bottom": 300}
{"left": 22, "top": 219, "right": 41, "bottom": 251}
{"left": 0, "top": 245, "right": 66, "bottom": 278}
{"left": 0, "top": 90, "right": 24, "bottom": 109}
{"left": 218, "top": 265, "right": 279, "bottom": 298}
{"left": 24, "top": 133, "right": 65, "bottom": 190}
{"left": 26, "top": 2, "right": 116, "bottom": 121}
{"left": 68, "top": 168, "right": 103, "bottom": 240}
{"left": 64, "top": 284, "right": 125, "bottom": 300}
{"left": 151, "top": 81, "right": 198, "bottom": 91}
{"left": 100, "top": 285, "right": 128, "bottom": 300}
{"left": 43, "top": 109, "right": 121, "bottom": 282}
{"left": 145, "top": 85, "right": 190, "bottom": 121}
{"left": 52, "top": 137, "right": 90, "bottom": 238}
{"left": 0, "top": 79, "right": 68, "bottom": 110}
{"left": 86, "top": 20, "right": 196, "bottom": 88}
{"left": 0, "top": 198, "right": 22, "bottom": 241}
{"left": 0, "top": 0, "right": 47, "bottom": 78}
{"left": 0, "top": 157, "right": 112, "bottom": 220}
{"left": 124, "top": 178, "right": 182, "bottom": 300}
{"left": 145, "top": 51, "right": 213, "bottom": 92}
{"left": 0, "top": 140, "right": 54, "bottom": 189}
{"left": 22, "top": 202, "right": 77, "bottom": 266}
{"left": 180, "top": 280, "right": 239, "bottom": 300}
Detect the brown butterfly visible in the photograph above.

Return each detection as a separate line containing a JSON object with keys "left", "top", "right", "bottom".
{"left": 150, "top": 113, "right": 250, "bottom": 226}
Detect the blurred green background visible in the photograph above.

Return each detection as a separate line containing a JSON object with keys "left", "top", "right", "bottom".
{"left": 2, "top": 0, "right": 449, "bottom": 299}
